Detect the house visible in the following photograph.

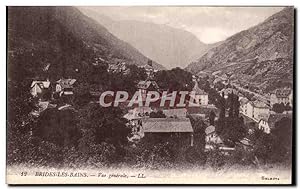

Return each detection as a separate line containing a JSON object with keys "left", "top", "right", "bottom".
{"left": 242, "top": 100, "right": 270, "bottom": 122}
{"left": 141, "top": 118, "right": 194, "bottom": 146}
{"left": 235, "top": 137, "right": 253, "bottom": 152}
{"left": 30, "top": 79, "right": 51, "bottom": 97}
{"left": 31, "top": 101, "right": 57, "bottom": 117}
{"left": 270, "top": 88, "right": 293, "bottom": 106}
{"left": 124, "top": 109, "right": 143, "bottom": 141}
{"left": 139, "top": 61, "right": 157, "bottom": 79}
{"left": 56, "top": 78, "right": 76, "bottom": 96}
{"left": 258, "top": 113, "right": 292, "bottom": 134}
{"left": 187, "top": 105, "right": 218, "bottom": 120}
{"left": 205, "top": 125, "right": 223, "bottom": 150}
{"left": 239, "top": 97, "right": 249, "bottom": 116}
{"left": 220, "top": 88, "right": 238, "bottom": 99}
{"left": 252, "top": 100, "right": 270, "bottom": 121}
{"left": 162, "top": 108, "right": 187, "bottom": 118}
{"left": 108, "top": 62, "right": 128, "bottom": 74}
{"left": 137, "top": 80, "right": 160, "bottom": 100}
{"left": 124, "top": 107, "right": 152, "bottom": 120}
{"left": 190, "top": 81, "right": 208, "bottom": 106}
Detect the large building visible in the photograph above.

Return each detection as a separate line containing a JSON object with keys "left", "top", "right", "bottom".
{"left": 190, "top": 81, "right": 208, "bottom": 106}
{"left": 137, "top": 80, "right": 160, "bottom": 101}
{"left": 239, "top": 97, "right": 249, "bottom": 116}
{"left": 258, "top": 113, "right": 292, "bottom": 134}
{"left": 56, "top": 78, "right": 77, "bottom": 96}
{"left": 252, "top": 100, "right": 270, "bottom": 121}
{"left": 241, "top": 99, "right": 270, "bottom": 122}
{"left": 30, "top": 80, "right": 51, "bottom": 97}
{"left": 162, "top": 108, "right": 187, "bottom": 118}
{"left": 139, "top": 60, "right": 158, "bottom": 79}
{"left": 141, "top": 118, "right": 194, "bottom": 146}
{"left": 270, "top": 88, "right": 293, "bottom": 106}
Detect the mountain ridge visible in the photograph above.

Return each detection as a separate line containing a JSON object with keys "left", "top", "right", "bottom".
{"left": 185, "top": 7, "right": 293, "bottom": 93}
{"left": 79, "top": 8, "right": 215, "bottom": 69}
{"left": 8, "top": 6, "right": 165, "bottom": 81}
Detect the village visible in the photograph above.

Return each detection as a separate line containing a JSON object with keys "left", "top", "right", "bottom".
{"left": 29, "top": 60, "right": 293, "bottom": 160}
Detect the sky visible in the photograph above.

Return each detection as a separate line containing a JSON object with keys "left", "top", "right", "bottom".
{"left": 80, "top": 6, "right": 284, "bottom": 44}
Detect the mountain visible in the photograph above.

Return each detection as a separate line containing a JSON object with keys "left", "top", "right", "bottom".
{"left": 186, "top": 7, "right": 294, "bottom": 93}
{"left": 7, "top": 6, "right": 164, "bottom": 81}
{"left": 79, "top": 8, "right": 213, "bottom": 69}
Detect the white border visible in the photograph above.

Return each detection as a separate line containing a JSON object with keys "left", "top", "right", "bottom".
{"left": 1, "top": 0, "right": 298, "bottom": 189}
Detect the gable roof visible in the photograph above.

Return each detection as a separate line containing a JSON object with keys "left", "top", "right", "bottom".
{"left": 57, "top": 79, "right": 76, "bottom": 89}
{"left": 239, "top": 138, "right": 252, "bottom": 147}
{"left": 141, "top": 63, "right": 154, "bottom": 70}
{"left": 162, "top": 108, "right": 187, "bottom": 118}
{"left": 108, "top": 62, "right": 127, "bottom": 72}
{"left": 251, "top": 100, "right": 269, "bottom": 109}
{"left": 142, "top": 118, "right": 193, "bottom": 133}
{"left": 205, "top": 125, "right": 216, "bottom": 135}
{"left": 272, "top": 88, "right": 292, "bottom": 98}
{"left": 137, "top": 80, "right": 159, "bottom": 90}
{"left": 37, "top": 101, "right": 57, "bottom": 112}
{"left": 31, "top": 80, "right": 51, "bottom": 89}
{"left": 220, "top": 88, "right": 238, "bottom": 95}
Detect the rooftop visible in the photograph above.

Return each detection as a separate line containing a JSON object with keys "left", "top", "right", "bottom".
{"left": 137, "top": 80, "right": 159, "bottom": 90}
{"left": 57, "top": 79, "right": 76, "bottom": 89}
{"left": 142, "top": 118, "right": 193, "bottom": 133}
{"left": 220, "top": 88, "right": 238, "bottom": 95}
{"left": 239, "top": 97, "right": 249, "bottom": 106}
{"left": 251, "top": 100, "right": 269, "bottom": 108}
{"left": 31, "top": 80, "right": 50, "bottom": 89}
{"left": 205, "top": 125, "right": 216, "bottom": 135}
{"left": 162, "top": 108, "right": 187, "bottom": 118}
{"left": 273, "top": 88, "right": 292, "bottom": 98}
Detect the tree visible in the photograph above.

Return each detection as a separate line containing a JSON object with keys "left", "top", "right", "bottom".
{"left": 209, "top": 111, "right": 216, "bottom": 126}
{"left": 214, "top": 81, "right": 225, "bottom": 91}
{"left": 222, "top": 116, "right": 246, "bottom": 144}
{"left": 35, "top": 108, "right": 80, "bottom": 148}
{"left": 73, "top": 82, "right": 91, "bottom": 107}
{"left": 285, "top": 102, "right": 292, "bottom": 111}
{"left": 154, "top": 67, "right": 193, "bottom": 92}
{"left": 109, "top": 65, "right": 147, "bottom": 95}
{"left": 149, "top": 110, "right": 166, "bottom": 118}
{"left": 250, "top": 117, "right": 292, "bottom": 164}
{"left": 272, "top": 103, "right": 285, "bottom": 113}
{"left": 252, "top": 129, "right": 275, "bottom": 164}
{"left": 272, "top": 117, "right": 292, "bottom": 162}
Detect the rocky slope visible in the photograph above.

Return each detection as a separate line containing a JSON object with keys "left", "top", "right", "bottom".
{"left": 7, "top": 6, "right": 164, "bottom": 81}
{"left": 186, "top": 7, "right": 294, "bottom": 92}
{"left": 79, "top": 9, "right": 213, "bottom": 69}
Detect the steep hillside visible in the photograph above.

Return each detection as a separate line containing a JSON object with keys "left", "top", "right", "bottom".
{"left": 79, "top": 8, "right": 213, "bottom": 69}
{"left": 186, "top": 7, "right": 294, "bottom": 92}
{"left": 7, "top": 6, "right": 164, "bottom": 81}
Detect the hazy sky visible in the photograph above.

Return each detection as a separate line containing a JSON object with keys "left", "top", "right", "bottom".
{"left": 80, "top": 6, "right": 284, "bottom": 44}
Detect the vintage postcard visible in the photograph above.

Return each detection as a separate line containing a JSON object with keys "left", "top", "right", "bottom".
{"left": 6, "top": 6, "right": 294, "bottom": 184}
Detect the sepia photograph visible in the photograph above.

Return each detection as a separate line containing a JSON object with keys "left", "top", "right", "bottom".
{"left": 6, "top": 5, "right": 294, "bottom": 185}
